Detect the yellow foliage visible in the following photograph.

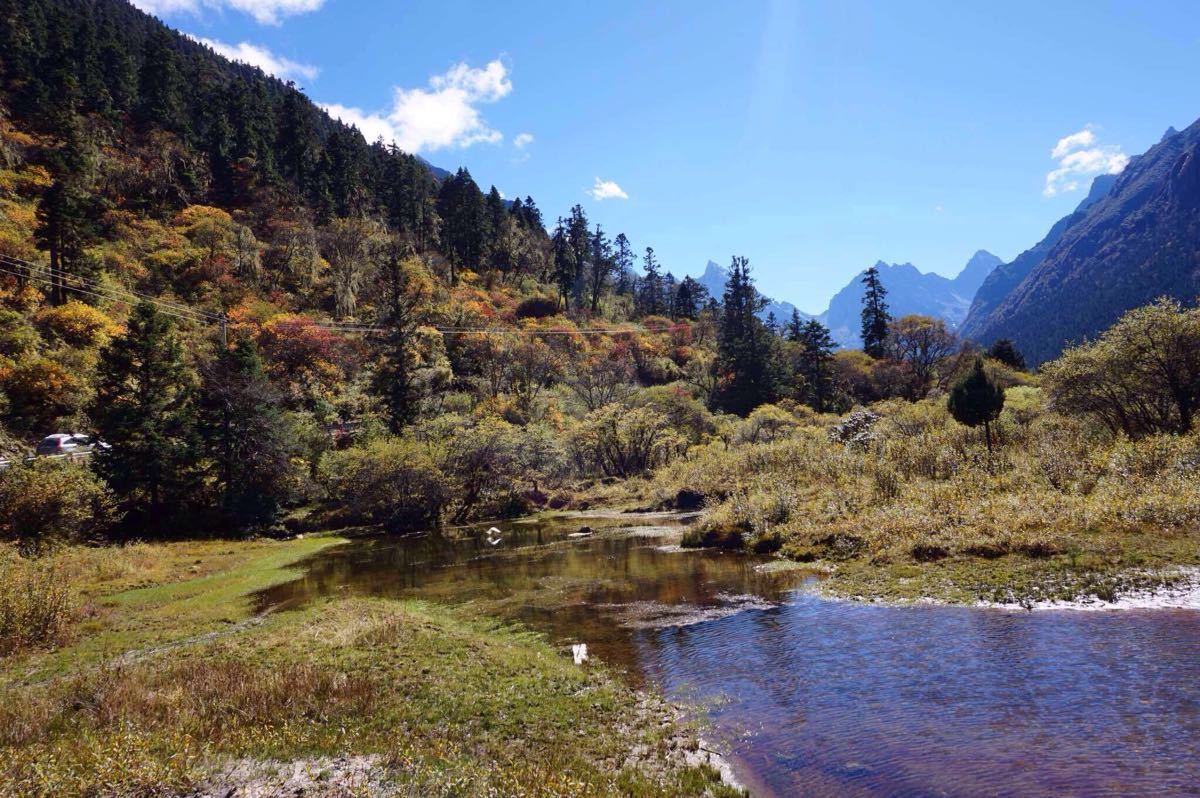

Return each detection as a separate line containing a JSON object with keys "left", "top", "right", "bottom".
{"left": 33, "top": 301, "right": 119, "bottom": 348}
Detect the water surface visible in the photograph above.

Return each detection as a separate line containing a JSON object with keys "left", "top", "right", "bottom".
{"left": 258, "top": 514, "right": 1200, "bottom": 797}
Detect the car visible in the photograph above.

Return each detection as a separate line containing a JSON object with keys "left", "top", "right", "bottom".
{"left": 35, "top": 433, "right": 108, "bottom": 458}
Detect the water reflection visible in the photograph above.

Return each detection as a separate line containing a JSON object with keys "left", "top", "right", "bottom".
{"left": 257, "top": 514, "right": 1200, "bottom": 797}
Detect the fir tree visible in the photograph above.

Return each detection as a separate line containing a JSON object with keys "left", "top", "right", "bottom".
{"left": 860, "top": 265, "right": 891, "bottom": 358}
{"left": 91, "top": 302, "right": 200, "bottom": 529}
{"left": 948, "top": 357, "right": 1006, "bottom": 453}
{"left": 638, "top": 247, "right": 663, "bottom": 316}
{"left": 785, "top": 308, "right": 805, "bottom": 342}
{"left": 198, "top": 336, "right": 293, "bottom": 530}
{"left": 713, "top": 257, "right": 777, "bottom": 415}
{"left": 613, "top": 233, "right": 635, "bottom": 295}
{"left": 796, "top": 319, "right": 837, "bottom": 412}
{"left": 371, "top": 239, "right": 428, "bottom": 432}
{"left": 586, "top": 223, "right": 613, "bottom": 314}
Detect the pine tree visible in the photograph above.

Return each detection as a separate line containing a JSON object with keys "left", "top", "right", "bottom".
{"left": 987, "top": 338, "right": 1026, "bottom": 371}
{"left": 34, "top": 179, "right": 99, "bottom": 306}
{"left": 765, "top": 311, "right": 779, "bottom": 336}
{"left": 638, "top": 247, "right": 663, "bottom": 316}
{"left": 948, "top": 357, "right": 1006, "bottom": 454}
{"left": 91, "top": 302, "right": 200, "bottom": 529}
{"left": 565, "top": 204, "right": 590, "bottom": 308}
{"left": 613, "top": 233, "right": 635, "bottom": 295}
{"left": 198, "top": 336, "right": 293, "bottom": 530}
{"left": 713, "top": 257, "right": 777, "bottom": 415}
{"left": 371, "top": 239, "right": 428, "bottom": 432}
{"left": 796, "top": 319, "right": 837, "bottom": 412}
{"left": 551, "top": 218, "right": 576, "bottom": 310}
{"left": 673, "top": 276, "right": 707, "bottom": 320}
{"left": 860, "top": 266, "right": 891, "bottom": 358}
{"left": 785, "top": 308, "right": 805, "bottom": 342}
{"left": 586, "top": 223, "right": 613, "bottom": 314}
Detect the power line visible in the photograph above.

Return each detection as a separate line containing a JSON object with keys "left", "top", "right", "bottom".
{"left": 0, "top": 254, "right": 223, "bottom": 323}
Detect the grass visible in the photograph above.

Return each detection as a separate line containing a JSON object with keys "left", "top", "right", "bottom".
{"left": 643, "top": 392, "right": 1200, "bottom": 605}
{"left": 0, "top": 538, "right": 742, "bottom": 797}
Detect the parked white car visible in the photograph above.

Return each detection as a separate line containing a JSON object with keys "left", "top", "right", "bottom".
{"left": 35, "top": 433, "right": 108, "bottom": 458}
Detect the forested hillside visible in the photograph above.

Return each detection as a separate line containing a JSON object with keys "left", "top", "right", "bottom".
{"left": 1, "top": 0, "right": 881, "bottom": 542}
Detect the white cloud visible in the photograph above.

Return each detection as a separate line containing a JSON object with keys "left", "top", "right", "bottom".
{"left": 588, "top": 178, "right": 628, "bottom": 201}
{"left": 132, "top": 0, "right": 324, "bottom": 25}
{"left": 513, "top": 132, "right": 534, "bottom": 149}
{"left": 318, "top": 59, "right": 512, "bottom": 153}
{"left": 1044, "top": 124, "right": 1129, "bottom": 197}
{"left": 188, "top": 35, "right": 318, "bottom": 81}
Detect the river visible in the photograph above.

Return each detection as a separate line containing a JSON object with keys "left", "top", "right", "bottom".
{"left": 255, "top": 513, "right": 1200, "bottom": 797}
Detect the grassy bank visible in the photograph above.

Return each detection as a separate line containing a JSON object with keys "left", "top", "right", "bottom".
{"left": 0, "top": 538, "right": 740, "bottom": 797}
{"left": 634, "top": 390, "right": 1200, "bottom": 605}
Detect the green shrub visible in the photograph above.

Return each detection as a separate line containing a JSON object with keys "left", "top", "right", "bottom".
{"left": 0, "top": 460, "right": 116, "bottom": 553}
{"left": 320, "top": 438, "right": 448, "bottom": 531}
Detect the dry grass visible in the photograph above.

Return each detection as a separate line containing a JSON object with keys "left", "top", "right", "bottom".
{"left": 0, "top": 549, "right": 77, "bottom": 655}
{"left": 654, "top": 390, "right": 1200, "bottom": 602}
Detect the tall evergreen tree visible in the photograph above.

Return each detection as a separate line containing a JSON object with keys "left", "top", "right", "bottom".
{"left": 371, "top": 239, "right": 428, "bottom": 432}
{"left": 586, "top": 223, "right": 613, "bottom": 314}
{"left": 796, "top": 319, "right": 837, "bottom": 412}
{"left": 785, "top": 308, "right": 805, "bottom": 342}
{"left": 550, "top": 218, "right": 576, "bottom": 310}
{"left": 91, "top": 302, "right": 200, "bottom": 529}
{"left": 565, "top": 204, "right": 590, "bottom": 308}
{"left": 638, "top": 247, "right": 663, "bottom": 316}
{"left": 613, "top": 233, "right": 635, "bottom": 296}
{"left": 713, "top": 257, "right": 777, "bottom": 415}
{"left": 198, "top": 336, "right": 293, "bottom": 530}
{"left": 673, "top": 276, "right": 707, "bottom": 320}
{"left": 136, "top": 28, "right": 186, "bottom": 135}
{"left": 860, "top": 265, "right": 891, "bottom": 358}
{"left": 34, "top": 179, "right": 99, "bottom": 306}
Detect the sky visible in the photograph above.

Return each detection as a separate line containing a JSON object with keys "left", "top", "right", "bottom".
{"left": 134, "top": 0, "right": 1200, "bottom": 314}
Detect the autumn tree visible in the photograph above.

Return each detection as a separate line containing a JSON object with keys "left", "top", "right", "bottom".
{"left": 887, "top": 314, "right": 956, "bottom": 399}
{"left": 1043, "top": 298, "right": 1200, "bottom": 436}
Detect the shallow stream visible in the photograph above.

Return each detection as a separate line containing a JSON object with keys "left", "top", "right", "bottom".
{"left": 256, "top": 513, "right": 1200, "bottom": 797}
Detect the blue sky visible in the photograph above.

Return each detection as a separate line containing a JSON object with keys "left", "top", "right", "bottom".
{"left": 136, "top": 0, "right": 1200, "bottom": 313}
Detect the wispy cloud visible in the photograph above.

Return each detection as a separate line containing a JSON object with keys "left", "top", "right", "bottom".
{"left": 1044, "top": 124, "right": 1128, "bottom": 197}
{"left": 319, "top": 59, "right": 512, "bottom": 153}
{"left": 132, "top": 0, "right": 324, "bottom": 25}
{"left": 187, "top": 35, "right": 318, "bottom": 81}
{"left": 588, "top": 178, "right": 628, "bottom": 201}
{"left": 513, "top": 132, "right": 534, "bottom": 149}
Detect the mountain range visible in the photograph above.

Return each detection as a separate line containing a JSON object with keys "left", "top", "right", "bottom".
{"left": 817, "top": 251, "right": 1002, "bottom": 347}
{"left": 695, "top": 250, "right": 1001, "bottom": 345}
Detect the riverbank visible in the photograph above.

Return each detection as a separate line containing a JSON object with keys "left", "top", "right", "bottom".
{"left": 0, "top": 537, "right": 743, "bottom": 797}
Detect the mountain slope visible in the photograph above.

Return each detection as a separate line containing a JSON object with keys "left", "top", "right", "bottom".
{"left": 960, "top": 174, "right": 1117, "bottom": 341}
{"left": 963, "top": 121, "right": 1200, "bottom": 364}
{"left": 818, "top": 251, "right": 1002, "bottom": 347}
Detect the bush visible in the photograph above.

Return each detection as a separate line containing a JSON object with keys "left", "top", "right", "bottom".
{"left": 320, "top": 438, "right": 448, "bottom": 531}
{"left": 0, "top": 547, "right": 76, "bottom": 656}
{"left": 514, "top": 295, "right": 559, "bottom": 319}
{"left": 0, "top": 460, "right": 116, "bottom": 552}
{"left": 33, "top": 301, "right": 118, "bottom": 348}
{"left": 734, "top": 404, "right": 799, "bottom": 445}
